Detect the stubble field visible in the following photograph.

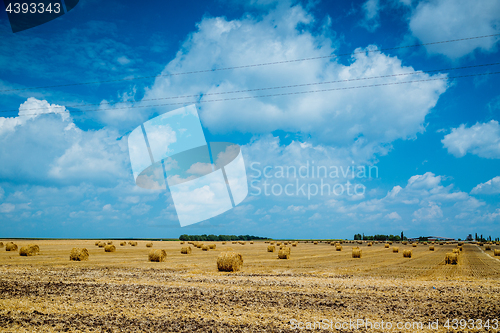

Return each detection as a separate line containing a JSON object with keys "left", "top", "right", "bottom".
{"left": 1, "top": 240, "right": 499, "bottom": 332}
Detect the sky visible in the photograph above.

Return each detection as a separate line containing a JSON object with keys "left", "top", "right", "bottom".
{"left": 0, "top": 0, "right": 499, "bottom": 240}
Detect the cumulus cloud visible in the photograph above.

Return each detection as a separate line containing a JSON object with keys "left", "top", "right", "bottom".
{"left": 0, "top": 98, "right": 130, "bottom": 186}
{"left": 408, "top": 0, "right": 500, "bottom": 59}
{"left": 442, "top": 120, "right": 500, "bottom": 159}
{"left": 144, "top": 3, "right": 447, "bottom": 148}
{"left": 471, "top": 176, "right": 500, "bottom": 195}
{"left": 386, "top": 211, "right": 402, "bottom": 220}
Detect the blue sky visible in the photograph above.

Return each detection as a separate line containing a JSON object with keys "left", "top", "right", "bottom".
{"left": 0, "top": 0, "right": 499, "bottom": 240}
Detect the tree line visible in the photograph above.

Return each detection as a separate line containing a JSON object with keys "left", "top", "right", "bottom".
{"left": 179, "top": 234, "right": 270, "bottom": 241}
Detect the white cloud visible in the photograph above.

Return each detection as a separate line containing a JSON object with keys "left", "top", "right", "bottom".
{"left": 408, "top": 0, "right": 500, "bottom": 59}
{"left": 0, "top": 203, "right": 15, "bottom": 213}
{"left": 386, "top": 211, "right": 402, "bottom": 220}
{"left": 360, "top": 0, "right": 381, "bottom": 32}
{"left": 144, "top": 4, "right": 447, "bottom": 148}
{"left": 117, "top": 56, "right": 131, "bottom": 65}
{"left": 471, "top": 176, "right": 500, "bottom": 195}
{"left": 442, "top": 120, "right": 500, "bottom": 159}
{"left": 412, "top": 202, "right": 443, "bottom": 221}
{"left": 0, "top": 98, "right": 130, "bottom": 186}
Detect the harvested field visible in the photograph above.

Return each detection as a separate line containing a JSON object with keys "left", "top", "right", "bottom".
{"left": 0, "top": 240, "right": 499, "bottom": 332}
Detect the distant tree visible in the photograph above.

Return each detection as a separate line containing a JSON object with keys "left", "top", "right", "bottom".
{"left": 475, "top": 233, "right": 478, "bottom": 241}
{"left": 401, "top": 231, "right": 404, "bottom": 241}
{"left": 466, "top": 234, "right": 473, "bottom": 241}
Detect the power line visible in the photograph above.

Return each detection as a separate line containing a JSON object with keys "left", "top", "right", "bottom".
{"left": 1, "top": 33, "right": 499, "bottom": 93}
{"left": 4, "top": 62, "right": 499, "bottom": 114}
{"left": 11, "top": 71, "right": 500, "bottom": 118}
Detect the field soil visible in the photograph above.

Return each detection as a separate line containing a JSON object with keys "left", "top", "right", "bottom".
{"left": 1, "top": 240, "right": 500, "bottom": 332}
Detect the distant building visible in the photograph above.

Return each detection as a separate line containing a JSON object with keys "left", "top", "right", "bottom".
{"left": 408, "top": 236, "right": 455, "bottom": 241}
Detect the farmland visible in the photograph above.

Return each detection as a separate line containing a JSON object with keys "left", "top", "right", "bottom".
{"left": 1, "top": 240, "right": 499, "bottom": 332}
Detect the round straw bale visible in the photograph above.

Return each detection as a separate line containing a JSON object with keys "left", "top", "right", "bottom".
{"left": 180, "top": 241, "right": 185, "bottom": 244}
{"left": 403, "top": 250, "right": 412, "bottom": 258}
{"left": 458, "top": 246, "right": 463, "bottom": 251}
{"left": 209, "top": 244, "right": 216, "bottom": 249}
{"left": 231, "top": 241, "right": 237, "bottom": 244}
{"left": 130, "top": 241, "right": 138, "bottom": 246}
{"left": 278, "top": 247, "right": 290, "bottom": 259}
{"left": 276, "top": 242, "right": 282, "bottom": 246}
{"left": 267, "top": 245, "right": 275, "bottom": 252}
{"left": 5, "top": 242, "right": 18, "bottom": 251}
{"left": 367, "top": 242, "right": 372, "bottom": 246}
{"left": 270, "top": 241, "right": 275, "bottom": 245}
{"left": 429, "top": 246, "right": 435, "bottom": 251}
{"left": 202, "top": 245, "right": 209, "bottom": 251}
{"left": 104, "top": 244, "right": 116, "bottom": 252}
{"left": 217, "top": 252, "right": 243, "bottom": 272}
{"left": 485, "top": 245, "right": 491, "bottom": 251}
{"left": 388, "top": 241, "right": 393, "bottom": 245}
{"left": 494, "top": 249, "right": 500, "bottom": 256}
{"left": 70, "top": 248, "right": 89, "bottom": 261}
{"left": 19, "top": 244, "right": 40, "bottom": 256}
{"left": 0, "top": 242, "right": 3, "bottom": 248}
{"left": 98, "top": 242, "right": 106, "bottom": 248}
{"left": 352, "top": 248, "right": 362, "bottom": 258}
{"left": 385, "top": 244, "right": 390, "bottom": 248}
{"left": 392, "top": 247, "right": 399, "bottom": 253}
{"left": 313, "top": 241, "right": 318, "bottom": 245}
{"left": 412, "top": 243, "right": 417, "bottom": 247}
{"left": 336, "top": 245, "right": 342, "bottom": 251}
{"left": 148, "top": 249, "right": 167, "bottom": 262}
{"left": 292, "top": 243, "right": 297, "bottom": 247}
{"left": 107, "top": 241, "right": 113, "bottom": 245}
{"left": 402, "top": 241, "right": 408, "bottom": 245}
{"left": 445, "top": 252, "right": 458, "bottom": 265}
{"left": 452, "top": 248, "right": 460, "bottom": 254}
{"left": 120, "top": 241, "right": 126, "bottom": 246}
{"left": 146, "top": 242, "right": 153, "bottom": 248}
{"left": 250, "top": 241, "right": 254, "bottom": 244}
{"left": 221, "top": 241, "right": 226, "bottom": 245}
{"left": 94, "top": 241, "right": 100, "bottom": 246}
{"left": 181, "top": 246, "right": 192, "bottom": 254}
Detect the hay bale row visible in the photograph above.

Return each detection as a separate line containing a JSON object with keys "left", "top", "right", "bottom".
{"left": 403, "top": 250, "right": 412, "bottom": 258}
{"left": 5, "top": 242, "right": 17, "bottom": 251}
{"left": 148, "top": 249, "right": 167, "bottom": 262}
{"left": 70, "top": 248, "right": 89, "bottom": 261}
{"left": 352, "top": 248, "right": 361, "bottom": 258}
{"left": 104, "top": 245, "right": 116, "bottom": 252}
{"left": 217, "top": 252, "right": 243, "bottom": 272}
{"left": 19, "top": 244, "right": 40, "bottom": 256}
{"left": 445, "top": 253, "right": 458, "bottom": 265}
{"left": 267, "top": 245, "right": 275, "bottom": 252}
{"left": 181, "top": 246, "right": 192, "bottom": 254}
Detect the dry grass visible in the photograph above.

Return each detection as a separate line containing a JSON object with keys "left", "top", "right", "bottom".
{"left": 278, "top": 247, "right": 291, "bottom": 259}
{"left": 392, "top": 247, "right": 399, "bottom": 253}
{"left": 148, "top": 249, "right": 167, "bottom": 262}
{"left": 429, "top": 246, "right": 435, "bottom": 251}
{"left": 69, "top": 248, "right": 89, "bottom": 261}
{"left": 352, "top": 248, "right": 361, "bottom": 258}
{"left": 181, "top": 247, "right": 192, "bottom": 254}
{"left": 104, "top": 245, "right": 116, "bottom": 252}
{"left": 5, "top": 242, "right": 18, "bottom": 251}
{"left": 445, "top": 253, "right": 458, "bottom": 265}
{"left": 217, "top": 252, "right": 243, "bottom": 272}
{"left": 403, "top": 250, "right": 412, "bottom": 258}
{"left": 146, "top": 242, "right": 153, "bottom": 248}
{"left": 19, "top": 244, "right": 40, "bottom": 256}
{"left": 267, "top": 245, "right": 275, "bottom": 252}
